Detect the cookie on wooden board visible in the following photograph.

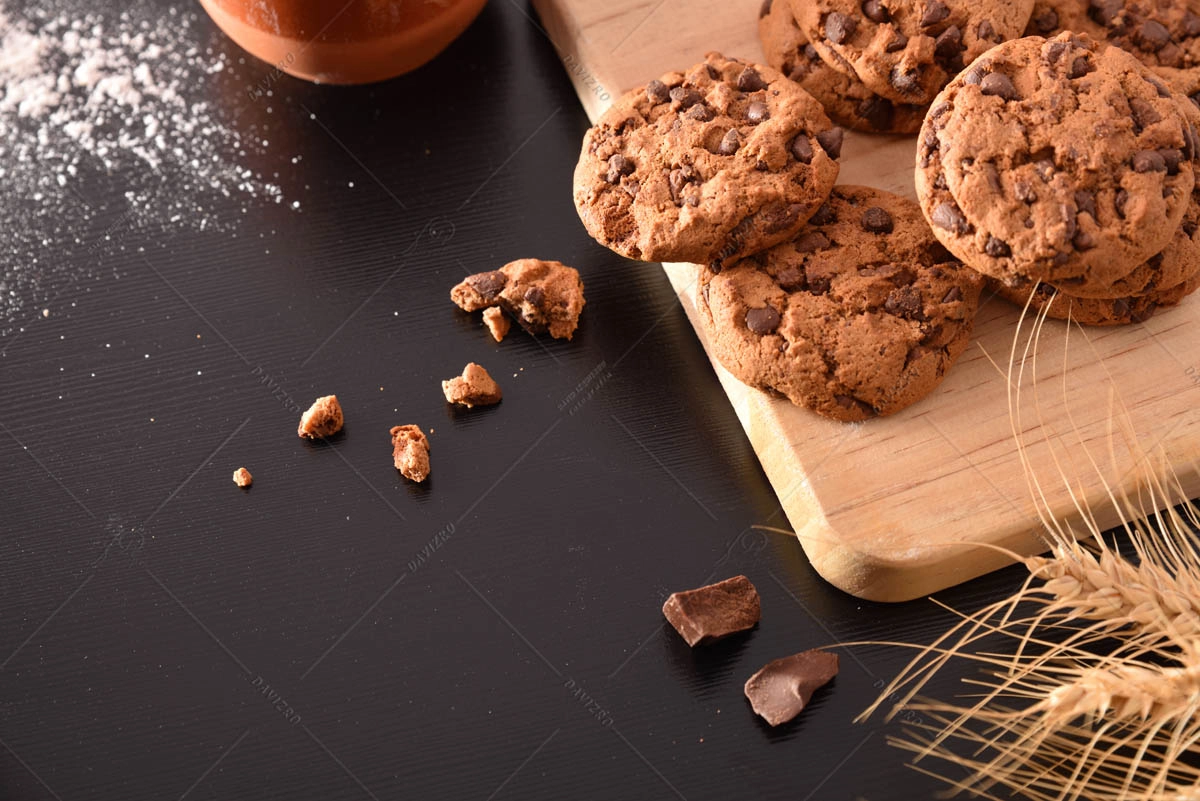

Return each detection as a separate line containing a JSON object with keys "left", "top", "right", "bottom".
{"left": 573, "top": 52, "right": 842, "bottom": 270}
{"left": 916, "top": 32, "right": 1197, "bottom": 290}
{"left": 790, "top": 0, "right": 1035, "bottom": 105}
{"left": 697, "top": 185, "right": 984, "bottom": 422}
{"left": 759, "top": 0, "right": 927, "bottom": 133}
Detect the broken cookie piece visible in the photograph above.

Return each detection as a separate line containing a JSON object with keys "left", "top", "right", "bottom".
{"left": 442, "top": 363, "right": 502, "bottom": 408}
{"left": 390, "top": 425, "right": 430, "bottom": 482}
{"left": 662, "top": 575, "right": 761, "bottom": 647}
{"left": 744, "top": 650, "right": 839, "bottom": 726}
{"left": 482, "top": 306, "right": 510, "bottom": 342}
{"left": 232, "top": 467, "right": 253, "bottom": 488}
{"left": 451, "top": 258, "right": 585, "bottom": 340}
{"left": 298, "top": 395, "right": 344, "bottom": 439}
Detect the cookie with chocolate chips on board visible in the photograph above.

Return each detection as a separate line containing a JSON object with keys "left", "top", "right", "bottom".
{"left": 573, "top": 52, "right": 843, "bottom": 270}
{"left": 759, "top": 0, "right": 928, "bottom": 133}
{"left": 1025, "top": 0, "right": 1200, "bottom": 72}
{"left": 790, "top": 0, "right": 1035, "bottom": 106}
{"left": 697, "top": 185, "right": 984, "bottom": 422}
{"left": 990, "top": 271, "right": 1200, "bottom": 325}
{"left": 916, "top": 32, "right": 1198, "bottom": 290}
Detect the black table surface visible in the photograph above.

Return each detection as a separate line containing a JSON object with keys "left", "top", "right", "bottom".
{"left": 1, "top": 3, "right": 1032, "bottom": 799}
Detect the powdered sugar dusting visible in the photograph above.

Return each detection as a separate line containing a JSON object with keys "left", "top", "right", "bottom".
{"left": 0, "top": 3, "right": 291, "bottom": 331}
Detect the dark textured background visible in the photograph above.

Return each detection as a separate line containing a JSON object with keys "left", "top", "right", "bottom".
{"left": 0, "top": 3, "right": 1032, "bottom": 799}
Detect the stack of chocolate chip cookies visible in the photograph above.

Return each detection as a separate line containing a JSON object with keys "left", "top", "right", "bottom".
{"left": 917, "top": 31, "right": 1200, "bottom": 324}
{"left": 573, "top": 52, "right": 986, "bottom": 422}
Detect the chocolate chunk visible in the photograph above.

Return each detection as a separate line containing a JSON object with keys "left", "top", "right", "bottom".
{"left": 982, "top": 162, "right": 1003, "bottom": 193}
{"left": 1073, "top": 229, "right": 1097, "bottom": 250}
{"left": 606, "top": 154, "right": 634, "bottom": 184}
{"left": 747, "top": 100, "right": 770, "bottom": 123}
{"left": 885, "top": 285, "right": 924, "bottom": 319}
{"left": 776, "top": 266, "right": 806, "bottom": 292}
{"left": 1045, "top": 40, "right": 1068, "bottom": 64}
{"left": 1129, "top": 97, "right": 1162, "bottom": 131}
{"left": 963, "top": 66, "right": 983, "bottom": 85}
{"left": 1115, "top": 188, "right": 1129, "bottom": 218}
{"left": 466, "top": 270, "right": 508, "bottom": 301}
{"left": 794, "top": 231, "right": 831, "bottom": 252}
{"left": 1134, "top": 19, "right": 1171, "bottom": 52}
{"left": 524, "top": 285, "right": 545, "bottom": 306}
{"left": 1074, "top": 190, "right": 1096, "bottom": 218}
{"left": 825, "top": 12, "right": 857, "bottom": 44}
{"left": 856, "top": 96, "right": 895, "bottom": 130}
{"left": 1184, "top": 125, "right": 1200, "bottom": 160}
{"left": 862, "top": 0, "right": 889, "bottom": 23}
{"left": 662, "top": 575, "right": 761, "bottom": 647}
{"left": 977, "top": 19, "right": 995, "bottom": 40}
{"left": 984, "top": 235, "right": 1011, "bottom": 257}
{"left": 921, "top": 0, "right": 950, "bottom": 27}
{"left": 1089, "top": 0, "right": 1122, "bottom": 26}
{"left": 1068, "top": 55, "right": 1093, "bottom": 78}
{"left": 1186, "top": 11, "right": 1200, "bottom": 36}
{"left": 744, "top": 650, "right": 839, "bottom": 727}
{"left": 942, "top": 286, "right": 963, "bottom": 303}
{"left": 646, "top": 79, "right": 670, "bottom": 104}
{"left": 1130, "top": 302, "right": 1158, "bottom": 323}
{"left": 1146, "top": 75, "right": 1171, "bottom": 97}
{"left": 705, "top": 64, "right": 722, "bottom": 80}
{"left": 808, "top": 202, "right": 836, "bottom": 226}
{"left": 737, "top": 67, "right": 768, "bottom": 92}
{"left": 1132, "top": 150, "right": 1167, "bottom": 172}
{"left": 934, "top": 26, "right": 962, "bottom": 59}
{"left": 669, "top": 86, "right": 703, "bottom": 109}
{"left": 931, "top": 200, "right": 969, "bottom": 233}
{"left": 745, "top": 305, "right": 782, "bottom": 334}
{"left": 885, "top": 32, "right": 908, "bottom": 52}
{"left": 816, "top": 127, "right": 844, "bottom": 159}
{"left": 1014, "top": 180, "right": 1037, "bottom": 203}
{"left": 861, "top": 206, "right": 894, "bottom": 233}
{"left": 1031, "top": 7, "right": 1059, "bottom": 33}
{"left": 686, "top": 103, "right": 713, "bottom": 122}
{"left": 668, "top": 167, "right": 696, "bottom": 204}
{"left": 1159, "top": 148, "right": 1183, "bottom": 175}
{"left": 980, "top": 72, "right": 1016, "bottom": 100}
{"left": 791, "top": 134, "right": 814, "bottom": 163}
{"left": 718, "top": 129, "right": 741, "bottom": 156}
{"left": 891, "top": 66, "right": 920, "bottom": 93}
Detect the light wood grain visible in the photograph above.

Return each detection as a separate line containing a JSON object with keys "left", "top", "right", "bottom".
{"left": 532, "top": 0, "right": 1200, "bottom": 601}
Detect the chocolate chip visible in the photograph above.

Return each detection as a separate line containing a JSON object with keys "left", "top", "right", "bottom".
{"left": 1132, "top": 150, "right": 1167, "bottom": 172}
{"left": 980, "top": 72, "right": 1016, "bottom": 100}
{"left": 1146, "top": 75, "right": 1171, "bottom": 97}
{"left": 668, "top": 167, "right": 695, "bottom": 204}
{"left": 808, "top": 202, "right": 836, "bottom": 225}
{"left": 744, "top": 650, "right": 840, "bottom": 727}
{"left": 886, "top": 285, "right": 925, "bottom": 319}
{"left": 977, "top": 19, "right": 996, "bottom": 39}
{"left": 825, "top": 12, "right": 857, "bottom": 43}
{"left": 1185, "top": 125, "right": 1200, "bottom": 160}
{"left": 718, "top": 129, "right": 741, "bottom": 155}
{"left": 764, "top": 204, "right": 804, "bottom": 234}
{"left": 861, "top": 206, "right": 893, "bottom": 233}
{"left": 856, "top": 96, "right": 895, "bottom": 130}
{"left": 1044, "top": 41, "right": 1068, "bottom": 64}
{"left": 745, "top": 305, "right": 781, "bottom": 334}
{"left": 686, "top": 104, "right": 713, "bottom": 122}
{"left": 1130, "top": 303, "right": 1158, "bottom": 324}
{"left": 982, "top": 162, "right": 1002, "bottom": 192}
{"left": 1068, "top": 56, "right": 1093, "bottom": 78}
{"left": 862, "top": 0, "right": 889, "bottom": 23}
{"left": 934, "top": 26, "right": 962, "bottom": 59}
{"left": 759, "top": 0, "right": 774, "bottom": 17}
{"left": 794, "top": 231, "right": 831, "bottom": 252}
{"left": 646, "top": 79, "right": 670, "bottom": 104}
{"left": 963, "top": 67, "right": 983, "bottom": 85}
{"left": 790, "top": 135, "right": 814, "bottom": 163}
{"left": 921, "top": 0, "right": 950, "bottom": 27}
{"left": 806, "top": 272, "right": 832, "bottom": 295}
{"left": 1014, "top": 181, "right": 1037, "bottom": 203}
{"left": 747, "top": 101, "right": 770, "bottom": 123}
{"left": 891, "top": 66, "right": 920, "bottom": 93}
{"left": 984, "top": 235, "right": 1011, "bottom": 257}
{"left": 662, "top": 575, "right": 761, "bottom": 647}
{"left": 1089, "top": 0, "right": 1122, "bottom": 26}
{"left": 1159, "top": 148, "right": 1183, "bottom": 175}
{"left": 1115, "top": 189, "right": 1129, "bottom": 218}
{"left": 885, "top": 32, "right": 908, "bottom": 52}
{"left": 606, "top": 154, "right": 634, "bottom": 183}
{"left": 931, "top": 200, "right": 969, "bottom": 233}
{"left": 1135, "top": 19, "right": 1171, "bottom": 52}
{"left": 776, "top": 266, "right": 806, "bottom": 292}
{"left": 1193, "top": 92, "right": 1200, "bottom": 109}
{"left": 523, "top": 286, "right": 545, "bottom": 307}
{"left": 466, "top": 270, "right": 507, "bottom": 300}
{"left": 669, "top": 86, "right": 703, "bottom": 109}
{"left": 942, "top": 286, "right": 963, "bottom": 303}
{"left": 1073, "top": 229, "right": 1096, "bottom": 250}
{"left": 1129, "top": 97, "right": 1162, "bottom": 131}
{"left": 1185, "top": 10, "right": 1200, "bottom": 36}
{"left": 816, "top": 127, "right": 844, "bottom": 159}
{"left": 1074, "top": 190, "right": 1096, "bottom": 217}
{"left": 1031, "top": 7, "right": 1059, "bottom": 33}
{"left": 737, "top": 67, "right": 768, "bottom": 92}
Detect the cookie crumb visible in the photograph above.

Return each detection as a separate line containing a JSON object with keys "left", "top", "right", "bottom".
{"left": 442, "top": 363, "right": 503, "bottom": 408}
{"left": 390, "top": 425, "right": 430, "bottom": 482}
{"left": 451, "top": 259, "right": 585, "bottom": 340}
{"left": 298, "top": 395, "right": 344, "bottom": 439}
{"left": 232, "top": 467, "right": 253, "bottom": 488}
{"left": 482, "top": 306, "right": 510, "bottom": 342}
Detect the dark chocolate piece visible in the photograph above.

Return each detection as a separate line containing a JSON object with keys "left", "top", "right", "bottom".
{"left": 661, "top": 575, "right": 761, "bottom": 647}
{"left": 744, "top": 649, "right": 839, "bottom": 726}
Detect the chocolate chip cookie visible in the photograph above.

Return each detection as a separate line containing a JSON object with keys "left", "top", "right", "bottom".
{"left": 697, "top": 185, "right": 985, "bottom": 421}
{"left": 990, "top": 271, "right": 1200, "bottom": 325}
{"left": 916, "top": 33, "right": 1198, "bottom": 289}
{"left": 1025, "top": 0, "right": 1200, "bottom": 72}
{"left": 573, "top": 52, "right": 842, "bottom": 270}
{"left": 790, "top": 0, "right": 1035, "bottom": 105}
{"left": 759, "top": 0, "right": 927, "bottom": 133}
{"left": 451, "top": 259, "right": 585, "bottom": 340}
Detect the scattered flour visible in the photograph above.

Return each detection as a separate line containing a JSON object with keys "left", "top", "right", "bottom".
{"left": 0, "top": 3, "right": 291, "bottom": 332}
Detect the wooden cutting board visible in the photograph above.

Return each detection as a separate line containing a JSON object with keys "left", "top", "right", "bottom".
{"left": 531, "top": 0, "right": 1200, "bottom": 601}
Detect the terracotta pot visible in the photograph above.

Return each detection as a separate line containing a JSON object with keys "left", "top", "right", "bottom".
{"left": 199, "top": 0, "right": 488, "bottom": 84}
